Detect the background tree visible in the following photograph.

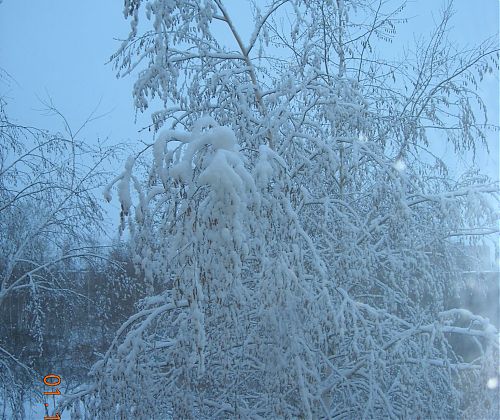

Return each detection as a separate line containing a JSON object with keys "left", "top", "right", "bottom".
{"left": 0, "top": 90, "right": 121, "bottom": 418}
{"left": 34, "top": 241, "right": 146, "bottom": 382}
{"left": 63, "top": 0, "right": 498, "bottom": 418}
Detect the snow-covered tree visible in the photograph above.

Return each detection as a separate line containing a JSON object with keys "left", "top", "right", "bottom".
{"left": 65, "top": 1, "right": 499, "bottom": 418}
{"left": 0, "top": 94, "right": 116, "bottom": 418}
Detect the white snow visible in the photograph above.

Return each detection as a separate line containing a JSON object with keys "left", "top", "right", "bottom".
{"left": 487, "top": 377, "right": 498, "bottom": 390}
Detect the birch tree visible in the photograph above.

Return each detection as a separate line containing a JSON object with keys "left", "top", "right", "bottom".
{"left": 64, "top": 1, "right": 499, "bottom": 418}
{"left": 0, "top": 94, "right": 116, "bottom": 417}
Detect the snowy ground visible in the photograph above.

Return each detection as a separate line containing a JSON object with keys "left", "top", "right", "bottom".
{"left": 1, "top": 400, "right": 70, "bottom": 420}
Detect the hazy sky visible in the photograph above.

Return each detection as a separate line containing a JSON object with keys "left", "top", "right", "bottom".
{"left": 0, "top": 1, "right": 145, "bottom": 143}
{"left": 0, "top": 0, "right": 498, "bottom": 232}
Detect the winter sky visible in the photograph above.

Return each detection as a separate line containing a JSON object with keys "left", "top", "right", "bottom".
{"left": 0, "top": 0, "right": 498, "bottom": 233}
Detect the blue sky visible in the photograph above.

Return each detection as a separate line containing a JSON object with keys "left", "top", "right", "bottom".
{"left": 0, "top": 0, "right": 498, "bottom": 232}
{"left": 0, "top": 1, "right": 146, "bottom": 144}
